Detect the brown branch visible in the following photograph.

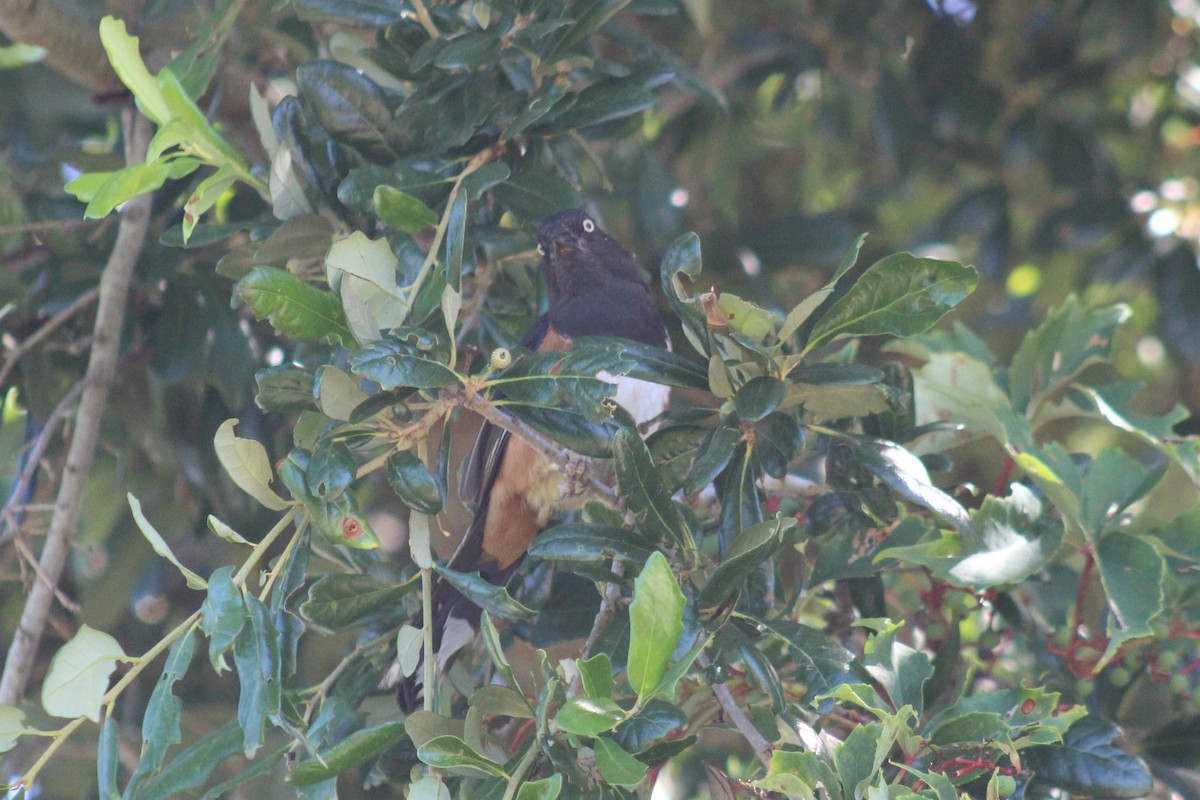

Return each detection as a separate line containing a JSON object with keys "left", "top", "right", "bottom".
{"left": 0, "top": 107, "right": 152, "bottom": 705}
{"left": 0, "top": 0, "right": 123, "bottom": 94}
{"left": 697, "top": 652, "right": 773, "bottom": 768}
{"left": 0, "top": 287, "right": 100, "bottom": 390}
{"left": 460, "top": 391, "right": 620, "bottom": 504}
{"left": 0, "top": 378, "right": 86, "bottom": 546}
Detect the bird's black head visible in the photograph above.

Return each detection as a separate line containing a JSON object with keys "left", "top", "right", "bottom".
{"left": 535, "top": 209, "right": 643, "bottom": 304}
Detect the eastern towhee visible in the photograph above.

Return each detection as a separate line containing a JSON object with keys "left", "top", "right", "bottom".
{"left": 397, "top": 208, "right": 670, "bottom": 711}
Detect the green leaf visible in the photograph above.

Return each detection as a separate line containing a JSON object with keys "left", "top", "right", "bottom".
{"left": 594, "top": 737, "right": 649, "bottom": 788}
{"left": 349, "top": 338, "right": 460, "bottom": 389}
{"left": 614, "top": 427, "right": 692, "bottom": 549}
{"left": 587, "top": 337, "right": 709, "bottom": 391}
{"left": 41, "top": 625, "right": 127, "bottom": 721}
{"left": 752, "top": 747, "right": 838, "bottom": 799}
{"left": 305, "top": 438, "right": 357, "bottom": 500}
{"left": 97, "top": 715, "right": 119, "bottom": 798}
{"left": 254, "top": 365, "right": 316, "bottom": 413}
{"left": 526, "top": 522, "right": 655, "bottom": 566}
{"left": 806, "top": 254, "right": 978, "bottom": 351}
{"left": 387, "top": 450, "right": 443, "bottom": 514}
{"left": 555, "top": 696, "right": 626, "bottom": 735}
{"left": 735, "top": 376, "right": 785, "bottom": 422}
{"left": 0, "top": 705, "right": 42, "bottom": 755}
{"left": 217, "top": 215, "right": 335, "bottom": 281}
{"left": 614, "top": 699, "right": 687, "bottom": 753}
{"left": 444, "top": 186, "right": 468, "bottom": 290}
{"left": 480, "top": 611, "right": 520, "bottom": 694}
{"left": 878, "top": 488, "right": 1063, "bottom": 591}
{"left": 849, "top": 437, "right": 970, "bottom": 532}
{"left": 862, "top": 622, "right": 933, "bottom": 716}
{"left": 417, "top": 735, "right": 508, "bottom": 778}
{"left": 233, "top": 594, "right": 281, "bottom": 758}
{"left": 182, "top": 165, "right": 236, "bottom": 243}
{"left": 0, "top": 43, "right": 45, "bottom": 69}
{"left": 314, "top": 365, "right": 371, "bottom": 421}
{"left": 303, "top": 490, "right": 382, "bottom": 549}
{"left": 70, "top": 161, "right": 177, "bottom": 219}
{"left": 435, "top": 565, "right": 537, "bottom": 621}
{"left": 99, "top": 16, "right": 171, "bottom": 124}
{"left": 834, "top": 721, "right": 896, "bottom": 800}
{"left": 1007, "top": 297, "right": 1129, "bottom": 414}
{"left": 658, "top": 232, "right": 707, "bottom": 356}
{"left": 717, "top": 293, "right": 782, "bottom": 344}
{"left": 213, "top": 419, "right": 290, "bottom": 511}
{"left": 1095, "top": 532, "right": 1164, "bottom": 663}
{"left": 780, "top": 232, "right": 867, "bottom": 343}
{"left": 135, "top": 721, "right": 246, "bottom": 800}
{"left": 549, "top": 77, "right": 655, "bottom": 130}
{"left": 552, "top": 0, "right": 634, "bottom": 53}
{"left": 373, "top": 186, "right": 438, "bottom": 233}
{"left": 127, "top": 493, "right": 207, "bottom": 589}
{"left": 684, "top": 425, "right": 740, "bottom": 494}
{"left": 467, "top": 684, "right": 533, "bottom": 719}
{"left": 753, "top": 619, "right": 855, "bottom": 702}
{"left": 199, "top": 566, "right": 244, "bottom": 673}
{"left": 490, "top": 342, "right": 629, "bottom": 420}
{"left": 298, "top": 60, "right": 396, "bottom": 157}
{"left": 1023, "top": 716, "right": 1152, "bottom": 799}
{"left": 697, "top": 516, "right": 792, "bottom": 609}
{"left": 290, "top": 721, "right": 407, "bottom": 785}
{"left": 1080, "top": 447, "right": 1165, "bottom": 540}
{"left": 515, "top": 773, "right": 562, "bottom": 800}
{"left": 125, "top": 631, "right": 196, "bottom": 796}
{"left": 579, "top": 653, "right": 615, "bottom": 701}
{"left": 235, "top": 266, "right": 354, "bottom": 346}
{"left": 299, "top": 574, "right": 412, "bottom": 629}
{"left": 627, "top": 551, "right": 685, "bottom": 700}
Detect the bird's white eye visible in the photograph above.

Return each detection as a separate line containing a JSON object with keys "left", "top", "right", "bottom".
{"left": 582, "top": 218, "right": 595, "bottom": 233}
{"left": 536, "top": 243, "right": 545, "bottom": 256}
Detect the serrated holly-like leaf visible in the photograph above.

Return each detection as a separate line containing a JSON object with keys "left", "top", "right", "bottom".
{"left": 1095, "top": 532, "right": 1164, "bottom": 663}
{"left": 614, "top": 427, "right": 692, "bottom": 549}
{"left": 806, "top": 253, "right": 977, "bottom": 352}
{"left": 127, "top": 493, "right": 207, "bottom": 589}
{"left": 753, "top": 747, "right": 841, "bottom": 798}
{"left": 124, "top": 631, "right": 196, "bottom": 797}
{"left": 1008, "top": 297, "right": 1129, "bottom": 414}
{"left": 214, "top": 419, "right": 290, "bottom": 510}
{"left": 387, "top": 450, "right": 443, "bottom": 514}
{"left": 555, "top": 697, "right": 626, "bottom": 736}
{"left": 627, "top": 552, "right": 685, "bottom": 700}
{"left": 233, "top": 594, "right": 281, "bottom": 758}
{"left": 434, "top": 565, "right": 536, "bottom": 621}
{"left": 290, "top": 721, "right": 407, "bottom": 785}
{"left": 754, "top": 619, "right": 856, "bottom": 702}
{"left": 1079, "top": 447, "right": 1165, "bottom": 540}
{"left": 862, "top": 621, "right": 933, "bottom": 716}
{"left": 1024, "top": 716, "right": 1152, "bottom": 799}
{"left": 526, "top": 522, "right": 655, "bottom": 565}
{"left": 299, "top": 574, "right": 413, "bottom": 629}
{"left": 41, "top": 625, "right": 128, "bottom": 721}
{"left": 235, "top": 266, "right": 354, "bottom": 346}
{"left": 878, "top": 486, "right": 1064, "bottom": 590}
{"left": 594, "top": 737, "right": 649, "bottom": 788}
{"left": 697, "top": 517, "right": 792, "bottom": 609}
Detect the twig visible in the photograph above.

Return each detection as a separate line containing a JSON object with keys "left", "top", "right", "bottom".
{"left": 697, "top": 653, "right": 773, "bottom": 768}
{"left": 0, "top": 379, "right": 87, "bottom": 545}
{"left": 460, "top": 390, "right": 619, "bottom": 504}
{"left": 566, "top": 560, "right": 626, "bottom": 699}
{"left": 0, "top": 108, "right": 153, "bottom": 705}
{"left": 409, "top": 0, "right": 440, "bottom": 38}
{"left": 0, "top": 287, "right": 100, "bottom": 390}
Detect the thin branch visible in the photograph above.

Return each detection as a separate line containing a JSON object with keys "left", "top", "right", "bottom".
{"left": 0, "top": 378, "right": 86, "bottom": 545}
{"left": 0, "top": 287, "right": 99, "bottom": 391}
{"left": 0, "top": 108, "right": 153, "bottom": 706}
{"left": 697, "top": 653, "right": 773, "bottom": 768}
{"left": 460, "top": 390, "right": 619, "bottom": 504}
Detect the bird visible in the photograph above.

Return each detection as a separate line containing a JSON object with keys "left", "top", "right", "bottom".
{"left": 397, "top": 208, "right": 670, "bottom": 712}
